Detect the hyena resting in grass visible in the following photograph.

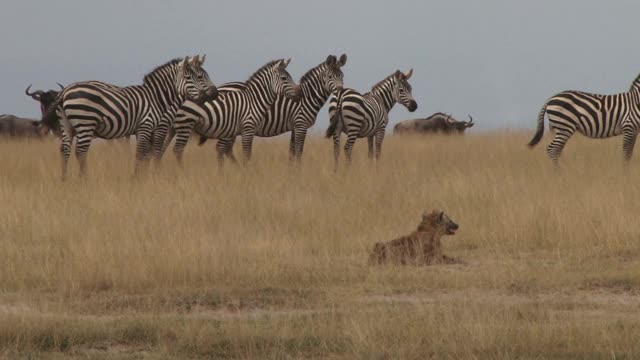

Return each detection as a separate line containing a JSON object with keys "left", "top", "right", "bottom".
{"left": 369, "top": 210, "right": 461, "bottom": 266}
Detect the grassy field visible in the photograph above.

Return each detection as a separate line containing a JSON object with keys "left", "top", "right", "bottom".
{"left": 1, "top": 132, "right": 640, "bottom": 359}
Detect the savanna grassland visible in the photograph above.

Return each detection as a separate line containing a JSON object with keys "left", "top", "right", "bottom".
{"left": 1, "top": 132, "right": 640, "bottom": 359}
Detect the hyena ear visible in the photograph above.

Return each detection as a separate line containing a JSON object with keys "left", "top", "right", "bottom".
{"left": 338, "top": 54, "right": 347, "bottom": 67}
{"left": 439, "top": 211, "right": 445, "bottom": 221}
{"left": 325, "top": 55, "right": 336, "bottom": 65}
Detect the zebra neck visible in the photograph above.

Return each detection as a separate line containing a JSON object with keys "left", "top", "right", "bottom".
{"left": 300, "top": 80, "right": 330, "bottom": 110}
{"left": 246, "top": 74, "right": 278, "bottom": 109}
{"left": 631, "top": 87, "right": 640, "bottom": 103}
{"left": 299, "top": 66, "right": 331, "bottom": 109}
{"left": 142, "top": 68, "right": 181, "bottom": 112}
{"left": 370, "top": 89, "right": 395, "bottom": 112}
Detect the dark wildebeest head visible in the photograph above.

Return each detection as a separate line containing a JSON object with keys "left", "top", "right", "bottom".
{"left": 25, "top": 83, "right": 63, "bottom": 136}
{"left": 444, "top": 114, "right": 474, "bottom": 133}
{"left": 394, "top": 112, "right": 474, "bottom": 135}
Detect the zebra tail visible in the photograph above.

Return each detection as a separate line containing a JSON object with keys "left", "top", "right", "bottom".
{"left": 528, "top": 103, "right": 547, "bottom": 148}
{"left": 325, "top": 92, "right": 344, "bottom": 139}
{"left": 198, "top": 135, "right": 208, "bottom": 146}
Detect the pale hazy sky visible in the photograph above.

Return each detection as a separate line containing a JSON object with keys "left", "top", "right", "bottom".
{"left": 1, "top": 0, "right": 639, "bottom": 131}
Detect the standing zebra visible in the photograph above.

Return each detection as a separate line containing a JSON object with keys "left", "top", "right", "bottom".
{"left": 168, "top": 58, "right": 300, "bottom": 166}
{"left": 54, "top": 55, "right": 217, "bottom": 178}
{"left": 325, "top": 69, "right": 417, "bottom": 168}
{"left": 529, "top": 73, "right": 640, "bottom": 164}
{"left": 264, "top": 54, "right": 347, "bottom": 161}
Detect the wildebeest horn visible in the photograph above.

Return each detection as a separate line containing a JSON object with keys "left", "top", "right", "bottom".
{"left": 57, "top": 82, "right": 64, "bottom": 90}
{"left": 446, "top": 114, "right": 453, "bottom": 123}
{"left": 25, "top": 84, "right": 44, "bottom": 99}
{"left": 467, "top": 115, "right": 473, "bottom": 124}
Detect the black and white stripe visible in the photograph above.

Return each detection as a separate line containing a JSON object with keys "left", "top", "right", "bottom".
{"left": 55, "top": 55, "right": 217, "bottom": 178}
{"left": 261, "top": 54, "right": 346, "bottom": 161}
{"left": 325, "top": 69, "right": 417, "bottom": 168}
{"left": 529, "top": 73, "right": 640, "bottom": 164}
{"left": 169, "top": 59, "right": 300, "bottom": 166}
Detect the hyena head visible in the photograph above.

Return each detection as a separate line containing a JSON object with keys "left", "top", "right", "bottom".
{"left": 177, "top": 55, "right": 218, "bottom": 105}
{"left": 418, "top": 210, "right": 459, "bottom": 236}
{"left": 271, "top": 58, "right": 301, "bottom": 101}
{"left": 393, "top": 69, "right": 417, "bottom": 112}
{"left": 323, "top": 54, "right": 347, "bottom": 94}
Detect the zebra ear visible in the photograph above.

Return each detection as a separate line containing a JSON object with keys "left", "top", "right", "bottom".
{"left": 188, "top": 56, "right": 198, "bottom": 66}
{"left": 199, "top": 54, "right": 206, "bottom": 65}
{"left": 325, "top": 55, "right": 336, "bottom": 65}
{"left": 405, "top": 68, "right": 413, "bottom": 80}
{"left": 338, "top": 54, "right": 347, "bottom": 67}
{"left": 179, "top": 57, "right": 189, "bottom": 69}
{"left": 394, "top": 70, "right": 403, "bottom": 79}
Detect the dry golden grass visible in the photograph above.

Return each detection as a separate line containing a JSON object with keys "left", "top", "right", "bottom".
{"left": 1, "top": 132, "right": 640, "bottom": 359}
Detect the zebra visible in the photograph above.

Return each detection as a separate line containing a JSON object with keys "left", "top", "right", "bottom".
{"left": 167, "top": 58, "right": 300, "bottom": 166}
{"left": 325, "top": 69, "right": 417, "bottom": 168}
{"left": 53, "top": 55, "right": 217, "bottom": 178}
{"left": 264, "top": 54, "right": 347, "bottom": 161}
{"left": 529, "top": 73, "right": 640, "bottom": 165}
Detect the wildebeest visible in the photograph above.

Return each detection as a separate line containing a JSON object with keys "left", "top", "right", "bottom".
{"left": 0, "top": 84, "right": 63, "bottom": 138}
{"left": 26, "top": 84, "right": 62, "bottom": 117}
{"left": 393, "top": 112, "right": 474, "bottom": 135}
{"left": 0, "top": 114, "right": 49, "bottom": 138}
{"left": 25, "top": 84, "right": 63, "bottom": 136}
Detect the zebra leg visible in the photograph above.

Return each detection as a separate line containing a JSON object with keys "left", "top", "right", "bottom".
{"left": 344, "top": 132, "right": 358, "bottom": 166}
{"left": 622, "top": 128, "right": 638, "bottom": 165}
{"left": 134, "top": 124, "right": 155, "bottom": 174}
{"left": 375, "top": 130, "right": 385, "bottom": 161}
{"left": 172, "top": 126, "right": 194, "bottom": 168}
{"left": 60, "top": 130, "right": 72, "bottom": 180}
{"left": 74, "top": 127, "right": 96, "bottom": 177}
{"left": 293, "top": 128, "right": 309, "bottom": 162}
{"left": 216, "top": 138, "right": 236, "bottom": 168}
{"left": 367, "top": 136, "right": 374, "bottom": 160}
{"left": 240, "top": 126, "right": 256, "bottom": 164}
{"left": 546, "top": 129, "right": 574, "bottom": 165}
{"left": 332, "top": 131, "right": 341, "bottom": 171}
{"left": 225, "top": 138, "right": 238, "bottom": 164}
{"left": 288, "top": 131, "right": 296, "bottom": 162}
{"left": 215, "top": 140, "right": 226, "bottom": 168}
{"left": 155, "top": 126, "right": 175, "bottom": 162}
{"left": 151, "top": 121, "right": 171, "bottom": 163}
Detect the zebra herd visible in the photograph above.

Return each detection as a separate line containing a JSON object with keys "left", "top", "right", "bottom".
{"left": 45, "top": 53, "right": 418, "bottom": 178}
{"left": 23, "top": 53, "right": 640, "bottom": 178}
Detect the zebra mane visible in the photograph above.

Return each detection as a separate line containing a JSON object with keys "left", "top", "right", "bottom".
{"left": 630, "top": 72, "right": 640, "bottom": 92}
{"left": 299, "top": 61, "right": 331, "bottom": 84}
{"left": 370, "top": 74, "right": 395, "bottom": 92}
{"left": 143, "top": 58, "right": 182, "bottom": 84}
{"left": 246, "top": 59, "right": 283, "bottom": 83}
